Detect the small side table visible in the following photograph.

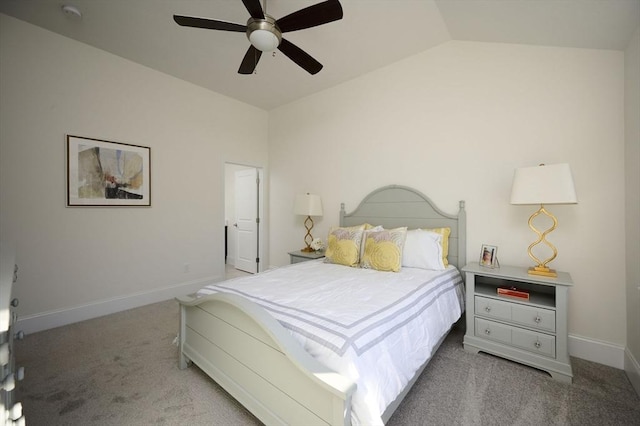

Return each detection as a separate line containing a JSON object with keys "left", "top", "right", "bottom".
{"left": 462, "top": 262, "right": 573, "bottom": 383}
{"left": 288, "top": 250, "right": 325, "bottom": 264}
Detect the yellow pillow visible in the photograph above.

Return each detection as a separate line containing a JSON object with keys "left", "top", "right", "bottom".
{"left": 359, "top": 225, "right": 384, "bottom": 261}
{"left": 324, "top": 225, "right": 365, "bottom": 267}
{"left": 361, "top": 227, "right": 407, "bottom": 272}
{"left": 423, "top": 227, "right": 451, "bottom": 266}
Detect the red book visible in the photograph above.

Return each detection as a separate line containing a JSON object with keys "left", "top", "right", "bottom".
{"left": 497, "top": 287, "right": 530, "bottom": 300}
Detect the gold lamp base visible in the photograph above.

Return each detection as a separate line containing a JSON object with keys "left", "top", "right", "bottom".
{"left": 526, "top": 204, "right": 559, "bottom": 279}
{"left": 300, "top": 215, "right": 315, "bottom": 252}
{"left": 528, "top": 266, "right": 558, "bottom": 278}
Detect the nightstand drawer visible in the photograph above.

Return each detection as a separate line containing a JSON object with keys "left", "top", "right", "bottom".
{"left": 475, "top": 296, "right": 556, "bottom": 332}
{"left": 512, "top": 305, "right": 555, "bottom": 332}
{"left": 475, "top": 296, "right": 511, "bottom": 321}
{"left": 474, "top": 318, "right": 512, "bottom": 345}
{"left": 475, "top": 318, "right": 556, "bottom": 358}
{"left": 512, "top": 327, "right": 556, "bottom": 358}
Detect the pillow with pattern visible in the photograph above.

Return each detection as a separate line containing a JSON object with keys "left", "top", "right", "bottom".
{"left": 360, "top": 227, "right": 408, "bottom": 272}
{"left": 324, "top": 225, "right": 366, "bottom": 267}
{"left": 359, "top": 225, "right": 384, "bottom": 260}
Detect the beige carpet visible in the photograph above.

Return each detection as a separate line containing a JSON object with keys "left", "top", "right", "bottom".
{"left": 15, "top": 299, "right": 640, "bottom": 425}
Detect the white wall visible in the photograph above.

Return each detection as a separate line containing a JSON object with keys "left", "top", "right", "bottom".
{"left": 269, "top": 40, "right": 626, "bottom": 365}
{"left": 0, "top": 14, "right": 269, "bottom": 332}
{"left": 624, "top": 26, "right": 640, "bottom": 393}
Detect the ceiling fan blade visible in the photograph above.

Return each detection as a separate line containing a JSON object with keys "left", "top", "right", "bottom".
{"left": 276, "top": 0, "right": 343, "bottom": 33}
{"left": 173, "top": 15, "right": 246, "bottom": 32}
{"left": 278, "top": 38, "right": 323, "bottom": 75}
{"left": 242, "top": 0, "right": 265, "bottom": 20}
{"left": 238, "top": 45, "right": 263, "bottom": 74}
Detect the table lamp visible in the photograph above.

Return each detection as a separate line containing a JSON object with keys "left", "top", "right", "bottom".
{"left": 294, "top": 193, "right": 323, "bottom": 252}
{"left": 510, "top": 163, "right": 577, "bottom": 277}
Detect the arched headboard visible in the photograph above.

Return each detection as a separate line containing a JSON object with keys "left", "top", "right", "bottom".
{"left": 340, "top": 185, "right": 467, "bottom": 269}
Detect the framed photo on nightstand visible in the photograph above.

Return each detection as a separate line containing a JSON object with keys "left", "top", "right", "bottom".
{"left": 479, "top": 244, "right": 499, "bottom": 268}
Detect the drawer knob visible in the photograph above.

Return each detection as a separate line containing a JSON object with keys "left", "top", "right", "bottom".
{"left": 485, "top": 306, "right": 491, "bottom": 313}
{"left": 14, "top": 330, "right": 25, "bottom": 341}
{"left": 534, "top": 315, "right": 542, "bottom": 323}
{"left": 11, "top": 298, "right": 19, "bottom": 308}
{"left": 484, "top": 328, "right": 491, "bottom": 335}
{"left": 534, "top": 340, "right": 542, "bottom": 349}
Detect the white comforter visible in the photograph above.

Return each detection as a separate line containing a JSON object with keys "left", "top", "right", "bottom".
{"left": 198, "top": 260, "right": 464, "bottom": 425}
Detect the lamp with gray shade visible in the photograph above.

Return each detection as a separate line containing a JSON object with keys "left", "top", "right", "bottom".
{"left": 294, "top": 193, "right": 323, "bottom": 252}
{"left": 510, "top": 163, "right": 577, "bottom": 278}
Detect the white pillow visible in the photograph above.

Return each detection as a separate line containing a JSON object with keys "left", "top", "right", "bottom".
{"left": 402, "top": 229, "right": 445, "bottom": 270}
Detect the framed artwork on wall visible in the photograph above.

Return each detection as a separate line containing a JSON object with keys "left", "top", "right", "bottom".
{"left": 66, "top": 135, "right": 151, "bottom": 206}
{"left": 479, "top": 244, "right": 499, "bottom": 268}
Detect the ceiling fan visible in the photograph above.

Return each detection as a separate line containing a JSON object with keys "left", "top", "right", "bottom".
{"left": 173, "top": 0, "right": 343, "bottom": 75}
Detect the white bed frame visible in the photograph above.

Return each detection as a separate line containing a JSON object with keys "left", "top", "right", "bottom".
{"left": 177, "top": 185, "right": 466, "bottom": 425}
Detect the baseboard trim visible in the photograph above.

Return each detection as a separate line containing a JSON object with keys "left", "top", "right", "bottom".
{"left": 624, "top": 347, "right": 640, "bottom": 397}
{"left": 16, "top": 275, "right": 222, "bottom": 335}
{"left": 569, "top": 333, "right": 625, "bottom": 369}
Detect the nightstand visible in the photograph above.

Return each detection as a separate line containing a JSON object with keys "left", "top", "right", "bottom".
{"left": 288, "top": 250, "right": 325, "bottom": 264}
{"left": 462, "top": 262, "right": 573, "bottom": 383}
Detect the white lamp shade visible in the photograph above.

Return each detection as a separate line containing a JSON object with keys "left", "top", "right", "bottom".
{"left": 294, "top": 193, "right": 323, "bottom": 216}
{"left": 510, "top": 163, "right": 578, "bottom": 205}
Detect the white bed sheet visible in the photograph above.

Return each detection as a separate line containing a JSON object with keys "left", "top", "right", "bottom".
{"left": 197, "top": 260, "right": 464, "bottom": 425}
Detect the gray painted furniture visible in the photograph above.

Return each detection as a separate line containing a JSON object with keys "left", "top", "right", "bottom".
{"left": 176, "top": 185, "right": 466, "bottom": 425}
{"left": 462, "top": 263, "right": 573, "bottom": 383}
{"left": 288, "top": 250, "right": 325, "bottom": 264}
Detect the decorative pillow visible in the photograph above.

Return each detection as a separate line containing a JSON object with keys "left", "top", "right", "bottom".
{"left": 402, "top": 229, "right": 445, "bottom": 270}
{"left": 359, "top": 225, "right": 384, "bottom": 260}
{"left": 324, "top": 225, "right": 366, "bottom": 267}
{"left": 424, "top": 227, "right": 451, "bottom": 266}
{"left": 361, "top": 227, "right": 408, "bottom": 272}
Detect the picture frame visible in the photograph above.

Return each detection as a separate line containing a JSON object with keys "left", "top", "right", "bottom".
{"left": 479, "top": 244, "right": 499, "bottom": 268}
{"left": 67, "top": 135, "right": 151, "bottom": 206}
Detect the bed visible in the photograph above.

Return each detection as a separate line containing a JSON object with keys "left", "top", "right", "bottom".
{"left": 176, "top": 185, "right": 467, "bottom": 425}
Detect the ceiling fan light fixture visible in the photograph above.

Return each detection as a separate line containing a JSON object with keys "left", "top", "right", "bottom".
{"left": 249, "top": 29, "right": 280, "bottom": 52}
{"left": 247, "top": 15, "right": 281, "bottom": 52}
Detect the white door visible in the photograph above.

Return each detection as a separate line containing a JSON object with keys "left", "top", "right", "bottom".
{"left": 235, "top": 168, "right": 258, "bottom": 273}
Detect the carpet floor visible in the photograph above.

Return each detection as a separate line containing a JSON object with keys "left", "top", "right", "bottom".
{"left": 15, "top": 299, "right": 640, "bottom": 425}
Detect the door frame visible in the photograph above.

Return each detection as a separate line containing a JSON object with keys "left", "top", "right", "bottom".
{"left": 224, "top": 162, "right": 266, "bottom": 274}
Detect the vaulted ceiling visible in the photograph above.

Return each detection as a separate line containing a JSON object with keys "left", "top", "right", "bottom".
{"left": 1, "top": 0, "right": 638, "bottom": 110}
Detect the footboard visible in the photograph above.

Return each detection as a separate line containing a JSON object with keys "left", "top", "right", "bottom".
{"left": 177, "top": 293, "right": 357, "bottom": 426}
